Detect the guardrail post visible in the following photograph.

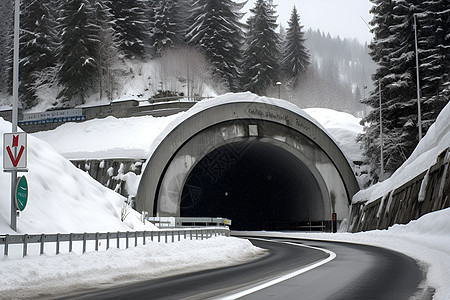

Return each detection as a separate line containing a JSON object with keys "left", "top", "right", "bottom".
{"left": 190, "top": 230, "right": 193, "bottom": 240}
{"left": 165, "top": 231, "right": 168, "bottom": 243}
{"left": 135, "top": 232, "right": 138, "bottom": 247}
{"left": 23, "top": 234, "right": 28, "bottom": 257}
{"left": 106, "top": 232, "right": 110, "bottom": 250}
{"left": 171, "top": 231, "right": 174, "bottom": 243}
{"left": 178, "top": 230, "right": 181, "bottom": 241}
{"left": 40, "top": 234, "right": 45, "bottom": 255}
{"left": 95, "top": 233, "right": 99, "bottom": 251}
{"left": 158, "top": 231, "right": 160, "bottom": 243}
{"left": 4, "top": 235, "right": 9, "bottom": 256}
{"left": 126, "top": 231, "right": 129, "bottom": 249}
{"left": 151, "top": 231, "right": 154, "bottom": 242}
{"left": 117, "top": 231, "right": 120, "bottom": 249}
{"left": 83, "top": 233, "right": 87, "bottom": 253}
{"left": 69, "top": 233, "right": 73, "bottom": 252}
{"left": 184, "top": 230, "right": 186, "bottom": 240}
{"left": 56, "top": 233, "right": 60, "bottom": 255}
{"left": 143, "top": 231, "right": 146, "bottom": 245}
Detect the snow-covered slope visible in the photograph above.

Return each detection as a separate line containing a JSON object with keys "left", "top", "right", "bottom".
{"left": 353, "top": 102, "right": 450, "bottom": 204}
{"left": 0, "top": 117, "right": 157, "bottom": 234}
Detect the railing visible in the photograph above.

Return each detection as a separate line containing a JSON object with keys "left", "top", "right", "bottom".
{"left": 148, "top": 217, "right": 232, "bottom": 228}
{"left": 0, "top": 228, "right": 229, "bottom": 258}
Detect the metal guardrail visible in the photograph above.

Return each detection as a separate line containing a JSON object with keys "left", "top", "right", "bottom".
{"left": 0, "top": 228, "right": 230, "bottom": 257}
{"left": 148, "top": 217, "right": 232, "bottom": 228}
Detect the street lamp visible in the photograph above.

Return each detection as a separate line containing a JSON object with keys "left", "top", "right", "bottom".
{"left": 379, "top": 80, "right": 384, "bottom": 182}
{"left": 413, "top": 14, "right": 423, "bottom": 141}
{"left": 276, "top": 82, "right": 281, "bottom": 99}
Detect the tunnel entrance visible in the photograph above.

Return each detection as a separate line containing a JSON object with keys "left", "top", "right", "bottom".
{"left": 180, "top": 141, "right": 326, "bottom": 230}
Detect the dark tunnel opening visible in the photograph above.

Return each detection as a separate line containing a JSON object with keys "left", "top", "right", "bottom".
{"left": 180, "top": 141, "right": 326, "bottom": 230}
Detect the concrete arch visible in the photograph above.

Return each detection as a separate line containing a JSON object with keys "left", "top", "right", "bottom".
{"left": 135, "top": 95, "right": 360, "bottom": 230}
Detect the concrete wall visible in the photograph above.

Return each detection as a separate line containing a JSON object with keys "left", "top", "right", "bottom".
{"left": 348, "top": 148, "right": 450, "bottom": 232}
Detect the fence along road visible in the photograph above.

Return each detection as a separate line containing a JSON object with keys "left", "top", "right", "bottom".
{"left": 0, "top": 228, "right": 230, "bottom": 258}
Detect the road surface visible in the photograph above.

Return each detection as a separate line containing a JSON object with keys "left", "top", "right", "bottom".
{"left": 58, "top": 237, "right": 423, "bottom": 299}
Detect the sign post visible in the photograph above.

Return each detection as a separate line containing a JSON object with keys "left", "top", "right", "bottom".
{"left": 6, "top": 0, "right": 22, "bottom": 231}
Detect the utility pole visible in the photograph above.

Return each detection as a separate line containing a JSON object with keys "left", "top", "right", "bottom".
{"left": 379, "top": 80, "right": 384, "bottom": 182}
{"left": 414, "top": 14, "right": 423, "bottom": 141}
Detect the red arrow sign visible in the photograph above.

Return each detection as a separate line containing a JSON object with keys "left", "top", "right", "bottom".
{"left": 6, "top": 145, "right": 25, "bottom": 167}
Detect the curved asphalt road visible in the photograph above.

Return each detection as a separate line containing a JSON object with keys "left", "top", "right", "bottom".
{"left": 58, "top": 237, "right": 423, "bottom": 300}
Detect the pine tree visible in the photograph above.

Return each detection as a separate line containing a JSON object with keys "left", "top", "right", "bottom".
{"left": 108, "top": 1, "right": 148, "bottom": 59}
{"left": 151, "top": 0, "right": 185, "bottom": 57}
{"left": 90, "top": 0, "right": 118, "bottom": 100}
{"left": 19, "top": 0, "right": 58, "bottom": 108}
{"left": 415, "top": 0, "right": 449, "bottom": 122}
{"left": 186, "top": 0, "right": 246, "bottom": 91}
{"left": 0, "top": 0, "right": 14, "bottom": 95}
{"left": 280, "top": 6, "right": 310, "bottom": 87}
{"left": 241, "top": 0, "right": 280, "bottom": 95}
{"left": 361, "top": 0, "right": 449, "bottom": 180}
{"left": 57, "top": 0, "right": 101, "bottom": 104}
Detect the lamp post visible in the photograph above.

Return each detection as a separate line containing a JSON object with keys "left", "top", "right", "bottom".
{"left": 379, "top": 80, "right": 384, "bottom": 182}
{"left": 413, "top": 14, "right": 423, "bottom": 141}
{"left": 276, "top": 82, "right": 281, "bottom": 99}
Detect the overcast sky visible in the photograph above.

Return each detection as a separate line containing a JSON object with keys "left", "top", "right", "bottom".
{"left": 243, "top": 0, "right": 374, "bottom": 44}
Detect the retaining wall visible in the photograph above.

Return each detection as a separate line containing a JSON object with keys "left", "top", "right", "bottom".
{"left": 348, "top": 148, "right": 450, "bottom": 232}
{"left": 71, "top": 159, "right": 145, "bottom": 200}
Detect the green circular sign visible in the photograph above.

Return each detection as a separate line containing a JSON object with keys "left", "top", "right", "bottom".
{"left": 15, "top": 176, "right": 28, "bottom": 211}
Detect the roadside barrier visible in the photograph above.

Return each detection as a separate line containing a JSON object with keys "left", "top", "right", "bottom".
{"left": 0, "top": 228, "right": 230, "bottom": 257}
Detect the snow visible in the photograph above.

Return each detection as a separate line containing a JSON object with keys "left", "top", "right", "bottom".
{"left": 0, "top": 236, "right": 265, "bottom": 298}
{"left": 0, "top": 117, "right": 156, "bottom": 235}
{"left": 33, "top": 114, "right": 180, "bottom": 160}
{"left": 353, "top": 102, "right": 450, "bottom": 204}
{"left": 1, "top": 93, "right": 449, "bottom": 298}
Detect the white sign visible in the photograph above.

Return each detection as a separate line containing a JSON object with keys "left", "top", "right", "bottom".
{"left": 3, "top": 132, "right": 27, "bottom": 171}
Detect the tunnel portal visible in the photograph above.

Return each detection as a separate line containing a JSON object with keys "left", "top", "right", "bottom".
{"left": 180, "top": 141, "right": 324, "bottom": 230}
{"left": 135, "top": 95, "right": 360, "bottom": 231}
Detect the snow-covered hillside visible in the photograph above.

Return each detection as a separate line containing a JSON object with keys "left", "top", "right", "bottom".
{"left": 0, "top": 117, "right": 156, "bottom": 234}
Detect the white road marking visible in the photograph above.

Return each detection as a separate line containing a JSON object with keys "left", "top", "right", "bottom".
{"left": 217, "top": 238, "right": 337, "bottom": 300}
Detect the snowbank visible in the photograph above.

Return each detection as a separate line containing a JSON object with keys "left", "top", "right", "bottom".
{"left": 0, "top": 236, "right": 265, "bottom": 298}
{"left": 304, "top": 107, "right": 364, "bottom": 162}
{"left": 33, "top": 114, "right": 179, "bottom": 160}
{"left": 353, "top": 102, "right": 450, "bottom": 204}
{"left": 0, "top": 117, "right": 157, "bottom": 234}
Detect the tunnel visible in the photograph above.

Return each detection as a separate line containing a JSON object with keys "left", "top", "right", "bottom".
{"left": 135, "top": 95, "right": 360, "bottom": 231}
{"left": 180, "top": 141, "right": 324, "bottom": 230}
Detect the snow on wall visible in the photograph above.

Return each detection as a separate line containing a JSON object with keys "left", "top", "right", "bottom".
{"left": 353, "top": 102, "right": 450, "bottom": 204}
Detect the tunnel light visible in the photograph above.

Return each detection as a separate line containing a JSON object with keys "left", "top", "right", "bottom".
{"left": 249, "top": 124, "right": 258, "bottom": 137}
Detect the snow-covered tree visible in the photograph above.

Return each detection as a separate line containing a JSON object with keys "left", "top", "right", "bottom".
{"left": 57, "top": 0, "right": 101, "bottom": 104}
{"left": 90, "top": 0, "right": 119, "bottom": 100}
{"left": 108, "top": 1, "right": 148, "bottom": 59}
{"left": 241, "top": 0, "right": 280, "bottom": 95}
{"left": 150, "top": 0, "right": 185, "bottom": 57}
{"left": 0, "top": 0, "right": 14, "bottom": 95}
{"left": 19, "top": 0, "right": 58, "bottom": 108}
{"left": 186, "top": 0, "right": 246, "bottom": 91}
{"left": 360, "top": 0, "right": 449, "bottom": 180}
{"left": 280, "top": 6, "right": 310, "bottom": 87}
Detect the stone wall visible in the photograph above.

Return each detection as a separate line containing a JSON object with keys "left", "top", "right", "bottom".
{"left": 348, "top": 148, "right": 450, "bottom": 232}
{"left": 71, "top": 159, "right": 146, "bottom": 200}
